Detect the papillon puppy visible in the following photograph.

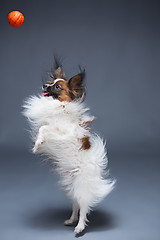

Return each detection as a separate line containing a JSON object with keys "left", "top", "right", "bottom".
{"left": 23, "top": 59, "right": 115, "bottom": 234}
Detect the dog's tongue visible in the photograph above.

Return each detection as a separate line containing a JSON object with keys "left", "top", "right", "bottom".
{"left": 42, "top": 92, "right": 49, "bottom": 96}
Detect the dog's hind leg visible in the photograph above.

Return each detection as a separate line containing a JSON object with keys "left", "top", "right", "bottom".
{"left": 74, "top": 203, "right": 88, "bottom": 234}
{"left": 64, "top": 201, "right": 79, "bottom": 225}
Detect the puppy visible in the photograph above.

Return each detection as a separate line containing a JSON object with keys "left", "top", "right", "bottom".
{"left": 23, "top": 60, "right": 115, "bottom": 234}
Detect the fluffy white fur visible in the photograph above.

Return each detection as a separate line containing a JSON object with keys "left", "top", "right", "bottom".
{"left": 23, "top": 95, "right": 115, "bottom": 234}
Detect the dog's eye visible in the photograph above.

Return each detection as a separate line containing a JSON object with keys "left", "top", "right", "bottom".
{"left": 55, "top": 84, "right": 60, "bottom": 89}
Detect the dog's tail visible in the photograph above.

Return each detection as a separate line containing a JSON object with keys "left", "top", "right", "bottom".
{"left": 89, "top": 134, "right": 116, "bottom": 205}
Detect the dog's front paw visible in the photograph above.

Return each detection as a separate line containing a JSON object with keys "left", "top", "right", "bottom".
{"left": 74, "top": 224, "right": 85, "bottom": 234}
{"left": 32, "top": 139, "right": 44, "bottom": 153}
{"left": 32, "top": 145, "right": 38, "bottom": 153}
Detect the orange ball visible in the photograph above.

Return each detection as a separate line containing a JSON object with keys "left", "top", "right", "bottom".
{"left": 8, "top": 11, "right": 24, "bottom": 28}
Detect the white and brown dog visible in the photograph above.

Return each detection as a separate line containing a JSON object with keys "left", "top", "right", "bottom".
{"left": 23, "top": 59, "right": 115, "bottom": 234}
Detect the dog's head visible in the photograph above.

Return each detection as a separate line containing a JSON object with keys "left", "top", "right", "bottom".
{"left": 42, "top": 62, "right": 85, "bottom": 102}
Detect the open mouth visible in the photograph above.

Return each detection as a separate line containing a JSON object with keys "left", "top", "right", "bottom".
{"left": 42, "top": 92, "right": 52, "bottom": 97}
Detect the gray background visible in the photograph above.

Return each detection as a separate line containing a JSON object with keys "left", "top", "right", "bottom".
{"left": 0, "top": 0, "right": 160, "bottom": 239}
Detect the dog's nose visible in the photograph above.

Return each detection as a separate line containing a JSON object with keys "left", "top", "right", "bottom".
{"left": 42, "top": 84, "right": 47, "bottom": 90}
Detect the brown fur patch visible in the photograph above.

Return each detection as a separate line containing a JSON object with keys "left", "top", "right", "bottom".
{"left": 57, "top": 81, "right": 72, "bottom": 102}
{"left": 79, "top": 120, "right": 94, "bottom": 131}
{"left": 59, "top": 95, "right": 72, "bottom": 102}
{"left": 83, "top": 120, "right": 94, "bottom": 126}
{"left": 80, "top": 136, "right": 91, "bottom": 150}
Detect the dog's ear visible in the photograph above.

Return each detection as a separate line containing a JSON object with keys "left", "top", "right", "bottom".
{"left": 68, "top": 70, "right": 85, "bottom": 100}
{"left": 51, "top": 57, "right": 66, "bottom": 80}
{"left": 53, "top": 67, "right": 66, "bottom": 80}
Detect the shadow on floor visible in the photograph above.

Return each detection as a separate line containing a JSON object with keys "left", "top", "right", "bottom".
{"left": 27, "top": 206, "right": 117, "bottom": 234}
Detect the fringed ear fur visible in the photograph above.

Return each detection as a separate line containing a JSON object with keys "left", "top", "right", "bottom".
{"left": 55, "top": 67, "right": 66, "bottom": 79}
{"left": 51, "top": 57, "right": 66, "bottom": 80}
{"left": 68, "top": 70, "right": 85, "bottom": 100}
